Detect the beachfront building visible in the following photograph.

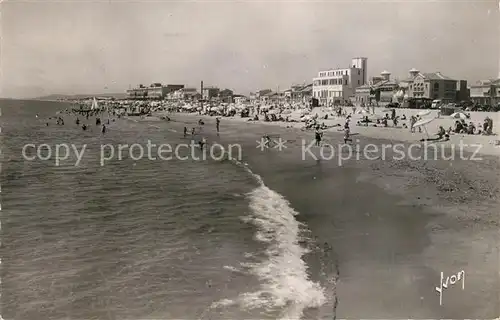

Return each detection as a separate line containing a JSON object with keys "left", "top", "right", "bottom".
{"left": 401, "top": 68, "right": 465, "bottom": 103}
{"left": 165, "top": 84, "right": 185, "bottom": 94}
{"left": 147, "top": 83, "right": 167, "bottom": 99}
{"left": 233, "top": 94, "right": 248, "bottom": 104}
{"left": 171, "top": 87, "right": 199, "bottom": 100}
{"left": 219, "top": 89, "right": 234, "bottom": 103}
{"left": 127, "top": 85, "right": 149, "bottom": 99}
{"left": 126, "top": 83, "right": 185, "bottom": 99}
{"left": 285, "top": 84, "right": 313, "bottom": 103}
{"left": 202, "top": 87, "right": 220, "bottom": 100}
{"left": 354, "top": 71, "right": 399, "bottom": 106}
{"left": 469, "top": 79, "right": 500, "bottom": 106}
{"left": 249, "top": 89, "right": 272, "bottom": 104}
{"left": 260, "top": 91, "right": 282, "bottom": 104}
{"left": 312, "top": 57, "right": 367, "bottom": 105}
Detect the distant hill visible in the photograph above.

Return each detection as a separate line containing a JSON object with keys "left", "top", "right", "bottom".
{"left": 33, "top": 93, "right": 128, "bottom": 100}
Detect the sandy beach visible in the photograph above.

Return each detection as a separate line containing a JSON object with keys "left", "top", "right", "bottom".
{"left": 160, "top": 107, "right": 500, "bottom": 156}
{"left": 153, "top": 111, "right": 500, "bottom": 318}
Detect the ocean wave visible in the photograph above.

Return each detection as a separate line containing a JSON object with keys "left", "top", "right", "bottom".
{"left": 213, "top": 161, "right": 326, "bottom": 319}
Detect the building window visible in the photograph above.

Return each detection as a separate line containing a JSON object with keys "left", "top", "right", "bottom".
{"left": 358, "top": 80, "right": 360, "bottom": 85}
{"left": 344, "top": 79, "right": 347, "bottom": 85}
{"left": 329, "top": 79, "right": 335, "bottom": 85}
{"left": 434, "top": 83, "right": 439, "bottom": 90}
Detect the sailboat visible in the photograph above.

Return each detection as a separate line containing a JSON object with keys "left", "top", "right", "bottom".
{"left": 91, "top": 97, "right": 99, "bottom": 110}
{"left": 72, "top": 97, "right": 99, "bottom": 113}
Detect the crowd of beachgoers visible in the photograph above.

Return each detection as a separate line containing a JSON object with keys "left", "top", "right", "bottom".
{"left": 51, "top": 98, "right": 498, "bottom": 149}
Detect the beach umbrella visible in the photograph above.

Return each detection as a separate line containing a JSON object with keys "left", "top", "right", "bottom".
{"left": 300, "top": 115, "right": 312, "bottom": 122}
{"left": 357, "top": 108, "right": 370, "bottom": 114}
{"left": 413, "top": 117, "right": 435, "bottom": 138}
{"left": 450, "top": 112, "right": 468, "bottom": 120}
{"left": 418, "top": 110, "right": 431, "bottom": 117}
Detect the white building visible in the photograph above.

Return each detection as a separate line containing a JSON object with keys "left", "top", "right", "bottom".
{"left": 312, "top": 57, "right": 367, "bottom": 105}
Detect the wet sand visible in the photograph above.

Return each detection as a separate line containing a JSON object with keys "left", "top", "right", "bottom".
{"left": 163, "top": 113, "right": 500, "bottom": 318}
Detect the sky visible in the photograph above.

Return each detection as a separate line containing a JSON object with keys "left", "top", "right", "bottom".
{"left": 1, "top": 0, "right": 499, "bottom": 98}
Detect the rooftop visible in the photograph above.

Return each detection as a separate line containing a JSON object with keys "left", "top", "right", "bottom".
{"left": 470, "top": 78, "right": 500, "bottom": 87}
{"left": 402, "top": 71, "right": 455, "bottom": 82}
{"left": 421, "top": 72, "right": 454, "bottom": 80}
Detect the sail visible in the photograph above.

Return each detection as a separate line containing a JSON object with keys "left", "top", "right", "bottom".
{"left": 91, "top": 97, "right": 99, "bottom": 110}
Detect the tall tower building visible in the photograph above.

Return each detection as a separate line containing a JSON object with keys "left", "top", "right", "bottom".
{"left": 351, "top": 57, "right": 368, "bottom": 85}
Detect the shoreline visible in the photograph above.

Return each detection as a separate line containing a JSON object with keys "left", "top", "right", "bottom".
{"left": 155, "top": 112, "right": 499, "bottom": 318}
{"left": 15, "top": 101, "right": 499, "bottom": 318}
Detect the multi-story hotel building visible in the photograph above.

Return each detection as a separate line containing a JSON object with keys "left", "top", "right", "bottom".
{"left": 312, "top": 57, "right": 367, "bottom": 105}
{"left": 127, "top": 84, "right": 185, "bottom": 99}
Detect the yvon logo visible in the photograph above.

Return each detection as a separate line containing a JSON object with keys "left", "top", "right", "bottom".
{"left": 435, "top": 270, "right": 465, "bottom": 306}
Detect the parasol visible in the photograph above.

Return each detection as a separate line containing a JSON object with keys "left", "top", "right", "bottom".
{"left": 417, "top": 110, "right": 431, "bottom": 117}
{"left": 450, "top": 112, "right": 468, "bottom": 120}
{"left": 413, "top": 117, "right": 435, "bottom": 138}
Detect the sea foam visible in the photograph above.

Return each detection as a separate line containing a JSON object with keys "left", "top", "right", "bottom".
{"left": 214, "top": 162, "right": 326, "bottom": 319}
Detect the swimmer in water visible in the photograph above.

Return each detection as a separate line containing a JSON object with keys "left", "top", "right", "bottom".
{"left": 263, "top": 134, "right": 271, "bottom": 148}
{"left": 82, "top": 124, "right": 87, "bottom": 131}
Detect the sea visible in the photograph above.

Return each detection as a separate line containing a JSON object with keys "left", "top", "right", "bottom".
{"left": 1, "top": 99, "right": 498, "bottom": 320}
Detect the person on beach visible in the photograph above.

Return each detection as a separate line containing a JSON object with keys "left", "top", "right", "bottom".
{"left": 82, "top": 124, "right": 87, "bottom": 131}
{"left": 216, "top": 118, "right": 220, "bottom": 133}
{"left": 315, "top": 126, "right": 323, "bottom": 146}
{"left": 184, "top": 126, "right": 188, "bottom": 137}
{"left": 191, "top": 128, "right": 196, "bottom": 136}
{"left": 420, "top": 126, "right": 449, "bottom": 142}
{"left": 344, "top": 125, "right": 352, "bottom": 144}
{"left": 410, "top": 115, "right": 416, "bottom": 133}
{"left": 102, "top": 124, "right": 106, "bottom": 134}
{"left": 199, "top": 137, "right": 206, "bottom": 149}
